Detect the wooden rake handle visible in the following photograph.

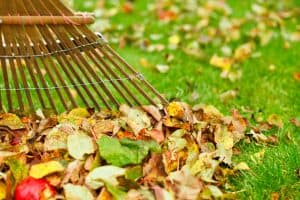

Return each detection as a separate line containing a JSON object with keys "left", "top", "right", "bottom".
{"left": 0, "top": 15, "right": 95, "bottom": 25}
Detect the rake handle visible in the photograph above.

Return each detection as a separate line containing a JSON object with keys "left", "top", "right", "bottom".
{"left": 0, "top": 15, "right": 95, "bottom": 25}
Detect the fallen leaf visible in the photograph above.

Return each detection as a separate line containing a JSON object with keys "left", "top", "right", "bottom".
{"left": 234, "top": 42, "right": 254, "bottom": 62}
{"left": 156, "top": 64, "right": 170, "bottom": 73}
{"left": 63, "top": 184, "right": 94, "bottom": 200}
{"left": 267, "top": 114, "right": 283, "bottom": 128}
{"left": 167, "top": 167, "right": 203, "bottom": 199}
{"left": 166, "top": 102, "right": 185, "bottom": 119}
{"left": 158, "top": 10, "right": 177, "bottom": 21}
{"left": 85, "top": 165, "right": 125, "bottom": 189}
{"left": 0, "top": 181, "right": 6, "bottom": 200}
{"left": 219, "top": 90, "right": 238, "bottom": 103}
{"left": 6, "top": 157, "right": 29, "bottom": 186}
{"left": 44, "top": 127, "right": 68, "bottom": 151}
{"left": 29, "top": 161, "right": 65, "bottom": 179}
{"left": 209, "top": 55, "right": 232, "bottom": 71}
{"left": 97, "top": 135, "right": 160, "bottom": 167}
{"left": 271, "top": 192, "right": 280, "bottom": 200}
{"left": 0, "top": 113, "right": 25, "bottom": 130}
{"left": 120, "top": 105, "right": 151, "bottom": 135}
{"left": 290, "top": 118, "right": 300, "bottom": 127}
{"left": 234, "top": 162, "right": 250, "bottom": 171}
{"left": 215, "top": 127, "right": 234, "bottom": 164}
{"left": 67, "top": 131, "right": 95, "bottom": 160}
{"left": 141, "top": 105, "right": 162, "bottom": 121}
{"left": 293, "top": 72, "right": 300, "bottom": 81}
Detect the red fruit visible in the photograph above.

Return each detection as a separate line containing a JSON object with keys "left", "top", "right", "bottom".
{"left": 14, "top": 177, "right": 56, "bottom": 200}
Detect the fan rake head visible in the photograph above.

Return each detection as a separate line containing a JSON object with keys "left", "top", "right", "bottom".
{"left": 0, "top": 0, "right": 168, "bottom": 113}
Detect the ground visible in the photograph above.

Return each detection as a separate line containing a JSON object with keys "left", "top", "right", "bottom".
{"left": 70, "top": 0, "right": 300, "bottom": 199}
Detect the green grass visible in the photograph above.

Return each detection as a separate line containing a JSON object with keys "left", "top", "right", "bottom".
{"left": 79, "top": 0, "right": 300, "bottom": 199}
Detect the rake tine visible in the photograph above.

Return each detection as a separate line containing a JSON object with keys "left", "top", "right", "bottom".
{"left": 50, "top": 26, "right": 114, "bottom": 109}
{"left": 32, "top": 44, "right": 69, "bottom": 110}
{"left": 96, "top": 46, "right": 157, "bottom": 106}
{"left": 0, "top": 0, "right": 167, "bottom": 112}
{"left": 2, "top": 27, "right": 25, "bottom": 112}
{"left": 0, "top": 29, "right": 11, "bottom": 111}
{"left": 38, "top": 27, "right": 95, "bottom": 109}
{"left": 105, "top": 45, "right": 169, "bottom": 106}
{"left": 66, "top": 28, "right": 135, "bottom": 106}
{"left": 34, "top": 0, "right": 112, "bottom": 109}
{"left": 39, "top": 0, "right": 121, "bottom": 109}
{"left": 83, "top": 36, "right": 142, "bottom": 106}
{"left": 14, "top": 43, "right": 35, "bottom": 111}
{"left": 38, "top": 44, "right": 78, "bottom": 108}
{"left": 9, "top": 0, "right": 34, "bottom": 112}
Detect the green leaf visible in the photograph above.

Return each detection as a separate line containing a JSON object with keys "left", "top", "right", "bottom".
{"left": 105, "top": 183, "right": 127, "bottom": 200}
{"left": 97, "top": 136, "right": 161, "bottom": 167}
{"left": 6, "top": 158, "right": 28, "bottom": 183}
{"left": 125, "top": 166, "right": 142, "bottom": 181}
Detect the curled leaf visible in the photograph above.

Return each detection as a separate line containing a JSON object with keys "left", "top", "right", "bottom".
{"left": 63, "top": 184, "right": 94, "bottom": 200}
{"left": 85, "top": 165, "right": 125, "bottom": 189}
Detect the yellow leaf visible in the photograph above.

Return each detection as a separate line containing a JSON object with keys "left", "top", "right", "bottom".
{"left": 0, "top": 182, "right": 6, "bottom": 200}
{"left": 209, "top": 55, "right": 232, "bottom": 71}
{"left": 168, "top": 34, "right": 181, "bottom": 45}
{"left": 234, "top": 42, "right": 254, "bottom": 62}
{"left": 167, "top": 102, "right": 185, "bottom": 119}
{"left": 234, "top": 162, "right": 250, "bottom": 171}
{"left": 267, "top": 114, "right": 283, "bottom": 128}
{"left": 0, "top": 113, "right": 25, "bottom": 130}
{"left": 30, "top": 161, "right": 65, "bottom": 179}
{"left": 58, "top": 108, "right": 90, "bottom": 126}
{"left": 68, "top": 108, "right": 91, "bottom": 118}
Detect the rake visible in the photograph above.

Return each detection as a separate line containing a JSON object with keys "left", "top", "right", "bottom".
{"left": 0, "top": 0, "right": 168, "bottom": 113}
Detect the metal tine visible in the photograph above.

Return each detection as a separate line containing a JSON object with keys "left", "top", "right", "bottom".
{"left": 28, "top": 1, "right": 104, "bottom": 109}
{"left": 16, "top": 0, "right": 58, "bottom": 112}
{"left": 43, "top": 0, "right": 119, "bottom": 109}
{"left": 2, "top": 28, "right": 25, "bottom": 112}
{"left": 12, "top": 32, "right": 35, "bottom": 111}
{"left": 20, "top": 0, "right": 70, "bottom": 111}
{"left": 39, "top": 0, "right": 114, "bottom": 109}
{"left": 41, "top": 0, "right": 166, "bottom": 108}
{"left": 9, "top": 1, "right": 35, "bottom": 112}
{"left": 66, "top": 27, "right": 136, "bottom": 106}
{"left": 50, "top": 26, "right": 113, "bottom": 109}
{"left": 83, "top": 36, "right": 143, "bottom": 106}
{"left": 104, "top": 45, "right": 169, "bottom": 106}
{"left": 32, "top": 43, "right": 69, "bottom": 110}
{"left": 80, "top": 30, "right": 160, "bottom": 106}
{"left": 0, "top": 27, "right": 11, "bottom": 111}
{"left": 37, "top": 42, "right": 78, "bottom": 109}
{"left": 95, "top": 44, "right": 157, "bottom": 106}
{"left": 38, "top": 27, "right": 95, "bottom": 109}
{"left": 15, "top": 35, "right": 47, "bottom": 110}
{"left": 76, "top": 27, "right": 148, "bottom": 106}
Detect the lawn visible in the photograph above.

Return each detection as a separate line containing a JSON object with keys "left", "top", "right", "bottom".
{"left": 71, "top": 0, "right": 300, "bottom": 199}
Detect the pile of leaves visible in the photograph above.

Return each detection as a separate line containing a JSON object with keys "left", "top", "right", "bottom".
{"left": 0, "top": 102, "right": 280, "bottom": 199}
